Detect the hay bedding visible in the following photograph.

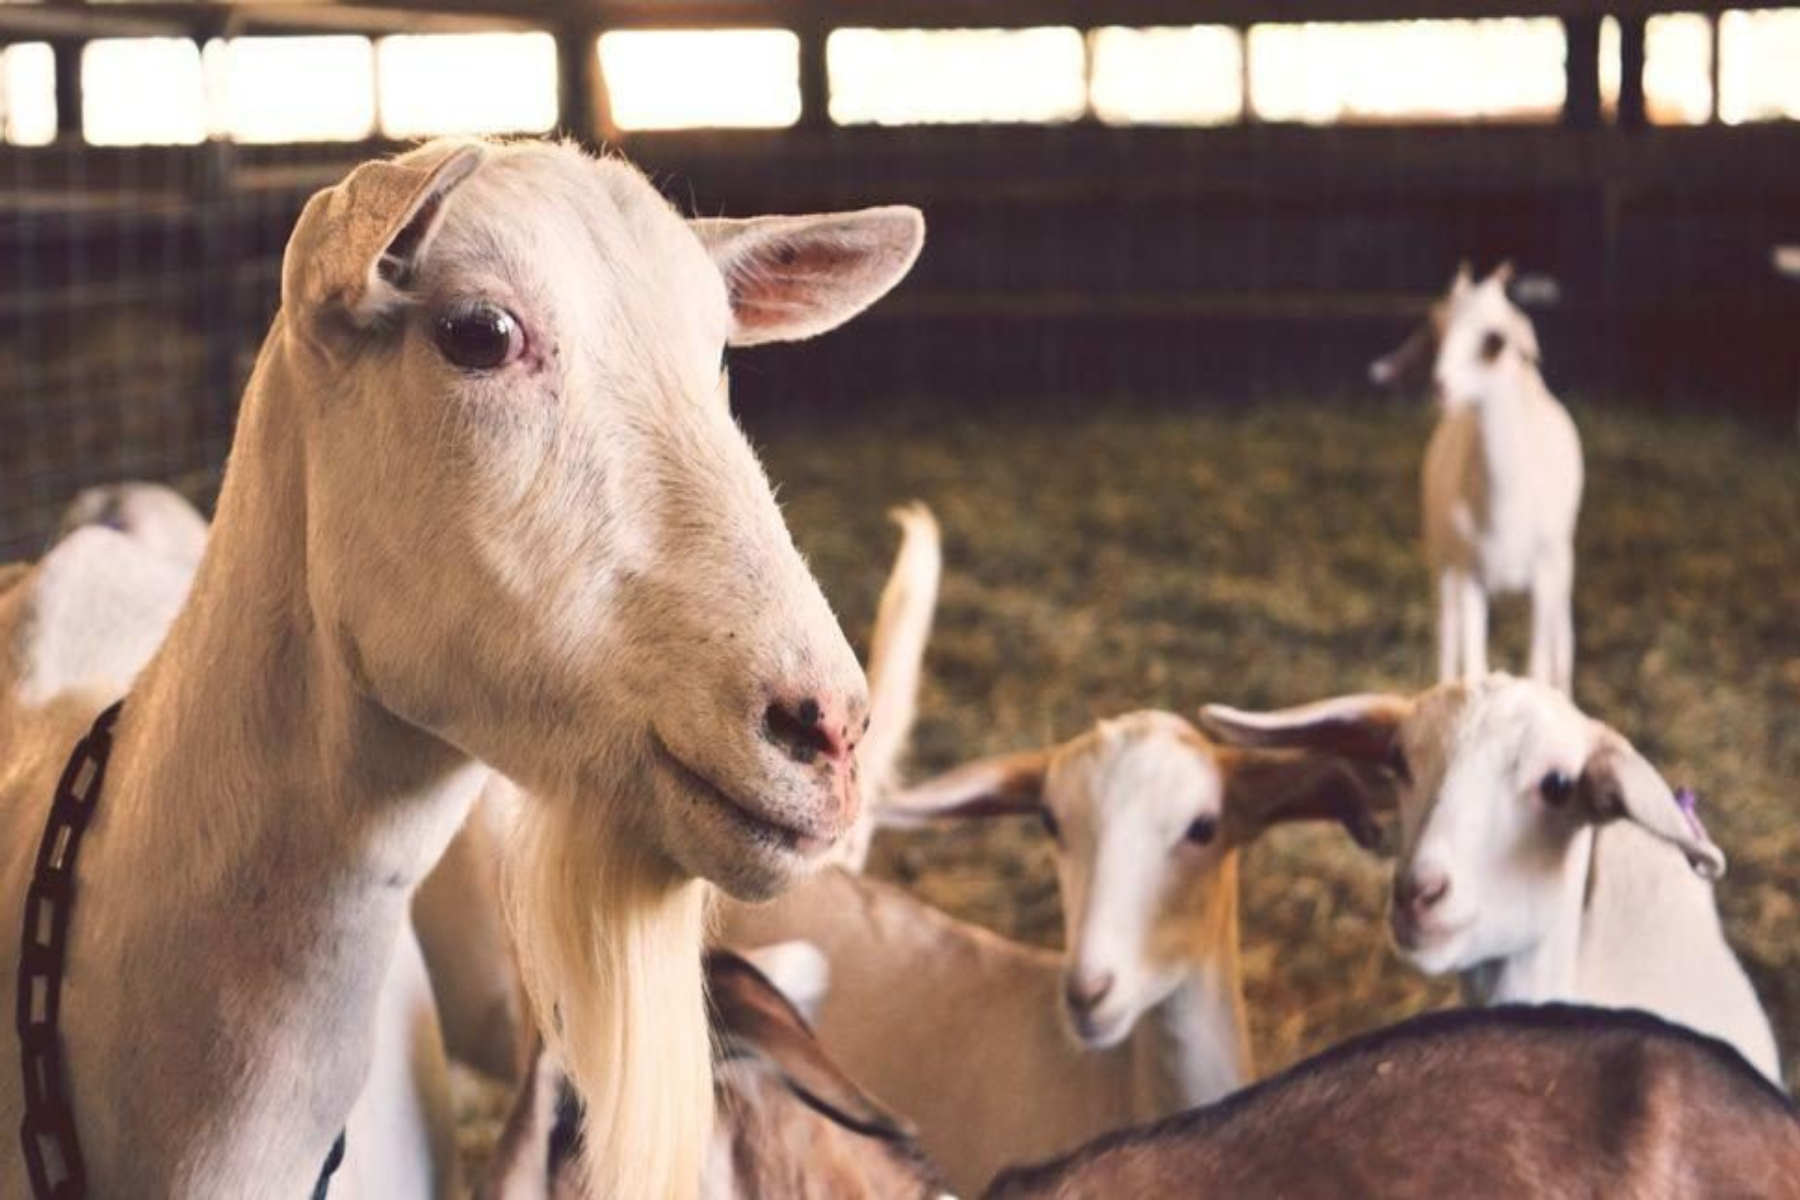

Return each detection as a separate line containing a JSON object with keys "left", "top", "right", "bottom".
{"left": 763, "top": 395, "right": 1797, "bottom": 1090}
{"left": 456, "top": 395, "right": 1797, "bottom": 1178}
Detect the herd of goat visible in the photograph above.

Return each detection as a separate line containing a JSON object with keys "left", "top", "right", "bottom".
{"left": 0, "top": 137, "right": 1794, "bottom": 1199}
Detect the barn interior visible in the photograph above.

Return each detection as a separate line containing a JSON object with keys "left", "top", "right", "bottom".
{"left": 2, "top": 0, "right": 1795, "bottom": 1178}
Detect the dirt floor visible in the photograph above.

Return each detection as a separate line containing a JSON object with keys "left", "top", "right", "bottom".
{"left": 752, "top": 393, "right": 1798, "bottom": 1091}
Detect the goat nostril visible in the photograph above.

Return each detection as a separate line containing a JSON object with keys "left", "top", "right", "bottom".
{"left": 763, "top": 699, "right": 839, "bottom": 766}
{"left": 1065, "top": 972, "right": 1114, "bottom": 1015}
{"left": 1397, "top": 873, "right": 1450, "bottom": 913}
{"left": 1417, "top": 877, "right": 1450, "bottom": 910}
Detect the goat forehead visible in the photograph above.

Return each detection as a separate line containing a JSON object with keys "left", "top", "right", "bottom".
{"left": 1055, "top": 715, "right": 1220, "bottom": 825}
{"left": 432, "top": 145, "right": 726, "bottom": 334}
{"left": 1412, "top": 680, "right": 1587, "bottom": 820}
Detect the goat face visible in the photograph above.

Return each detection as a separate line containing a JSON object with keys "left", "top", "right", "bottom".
{"left": 1046, "top": 714, "right": 1236, "bottom": 1049}
{"left": 1386, "top": 680, "right": 1598, "bottom": 974}
{"left": 279, "top": 140, "right": 924, "bottom": 899}
{"left": 1431, "top": 265, "right": 1540, "bottom": 410}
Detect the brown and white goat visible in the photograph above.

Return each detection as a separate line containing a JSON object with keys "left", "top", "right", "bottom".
{"left": 986, "top": 1004, "right": 1800, "bottom": 1199}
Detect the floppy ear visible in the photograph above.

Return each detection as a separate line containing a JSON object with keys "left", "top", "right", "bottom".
{"left": 282, "top": 141, "right": 487, "bottom": 330}
{"left": 1198, "top": 695, "right": 1411, "bottom": 763}
{"left": 690, "top": 206, "right": 925, "bottom": 347}
{"left": 737, "top": 941, "right": 830, "bottom": 1026}
{"left": 1577, "top": 727, "right": 1725, "bottom": 880}
{"left": 1220, "top": 749, "right": 1391, "bottom": 851}
{"left": 877, "top": 746, "right": 1054, "bottom": 827}
{"left": 707, "top": 950, "right": 912, "bottom": 1141}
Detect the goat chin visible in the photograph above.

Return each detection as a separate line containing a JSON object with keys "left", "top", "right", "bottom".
{"left": 504, "top": 796, "right": 712, "bottom": 1200}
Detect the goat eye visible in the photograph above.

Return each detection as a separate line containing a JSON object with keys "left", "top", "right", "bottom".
{"left": 434, "top": 301, "right": 523, "bottom": 371}
{"left": 1479, "top": 330, "right": 1506, "bottom": 363}
{"left": 1184, "top": 816, "right": 1219, "bottom": 846}
{"left": 1038, "top": 808, "right": 1062, "bottom": 844}
{"left": 1539, "top": 770, "right": 1576, "bottom": 808}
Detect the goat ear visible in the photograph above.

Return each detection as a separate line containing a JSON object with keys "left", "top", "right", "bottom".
{"left": 1221, "top": 749, "right": 1390, "bottom": 850}
{"left": 1489, "top": 259, "right": 1516, "bottom": 287}
{"left": 283, "top": 141, "right": 487, "bottom": 329}
{"left": 692, "top": 207, "right": 925, "bottom": 347}
{"left": 1451, "top": 260, "right": 1474, "bottom": 294}
{"left": 707, "top": 950, "right": 913, "bottom": 1141}
{"left": 737, "top": 941, "right": 830, "bottom": 1026}
{"left": 1198, "top": 695, "right": 1411, "bottom": 763}
{"left": 878, "top": 746, "right": 1054, "bottom": 826}
{"left": 1577, "top": 728, "right": 1725, "bottom": 880}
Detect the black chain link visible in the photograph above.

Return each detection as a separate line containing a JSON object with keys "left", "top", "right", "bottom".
{"left": 15, "top": 699, "right": 121, "bottom": 1199}
{"left": 14, "top": 700, "right": 345, "bottom": 1199}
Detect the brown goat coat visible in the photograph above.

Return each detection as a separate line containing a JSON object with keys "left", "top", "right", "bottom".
{"left": 986, "top": 1005, "right": 1800, "bottom": 1200}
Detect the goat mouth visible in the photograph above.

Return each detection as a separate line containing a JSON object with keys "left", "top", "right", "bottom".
{"left": 650, "top": 731, "right": 833, "bottom": 859}
{"left": 1390, "top": 911, "right": 1472, "bottom": 955}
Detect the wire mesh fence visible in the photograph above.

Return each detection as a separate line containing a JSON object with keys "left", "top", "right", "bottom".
{"left": 4, "top": 9, "right": 1799, "bottom": 560}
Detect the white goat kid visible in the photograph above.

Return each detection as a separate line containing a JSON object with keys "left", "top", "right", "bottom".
{"left": 0, "top": 138, "right": 923, "bottom": 1200}
{"left": 1202, "top": 675, "right": 1782, "bottom": 1084}
{"left": 723, "top": 711, "right": 1383, "bottom": 1195}
{"left": 1423, "top": 263, "right": 1583, "bottom": 692}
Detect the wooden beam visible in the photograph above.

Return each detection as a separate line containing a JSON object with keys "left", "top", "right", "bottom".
{"left": 1617, "top": 15, "right": 1647, "bottom": 129}
{"left": 1563, "top": 16, "right": 1601, "bottom": 129}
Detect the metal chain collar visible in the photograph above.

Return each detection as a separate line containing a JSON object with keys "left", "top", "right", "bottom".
{"left": 14, "top": 701, "right": 345, "bottom": 1198}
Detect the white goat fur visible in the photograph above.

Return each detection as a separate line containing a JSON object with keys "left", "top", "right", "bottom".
{"left": 722, "top": 711, "right": 1383, "bottom": 1195}
{"left": 1203, "top": 675, "right": 1781, "bottom": 1084}
{"left": 4, "top": 503, "right": 464, "bottom": 1197}
{"left": 1423, "top": 264, "right": 1583, "bottom": 692}
{"left": 414, "top": 504, "right": 940, "bottom": 1085}
{"left": 56, "top": 481, "right": 210, "bottom": 568}
{"left": 0, "top": 138, "right": 923, "bottom": 1199}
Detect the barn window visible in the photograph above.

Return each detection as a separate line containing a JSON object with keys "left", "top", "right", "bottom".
{"left": 1247, "top": 19, "right": 1566, "bottom": 123}
{"left": 826, "top": 28, "right": 1086, "bottom": 125}
{"left": 378, "top": 34, "right": 558, "bottom": 137}
{"left": 1600, "top": 15, "right": 1712, "bottom": 126}
{"left": 1719, "top": 9, "right": 1800, "bottom": 123}
{"left": 82, "top": 38, "right": 207, "bottom": 145}
{"left": 203, "top": 37, "right": 376, "bottom": 144}
{"left": 1088, "top": 26, "right": 1243, "bottom": 126}
{"left": 598, "top": 30, "right": 800, "bottom": 130}
{"left": 0, "top": 42, "right": 56, "bottom": 146}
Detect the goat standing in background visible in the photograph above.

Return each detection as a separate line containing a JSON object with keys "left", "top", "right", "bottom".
{"left": 1422, "top": 262, "right": 1583, "bottom": 692}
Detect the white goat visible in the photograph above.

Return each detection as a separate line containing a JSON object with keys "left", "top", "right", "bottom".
{"left": 722, "top": 711, "right": 1385, "bottom": 1195}
{"left": 55, "top": 481, "right": 209, "bottom": 568}
{"left": 986, "top": 1004, "right": 1800, "bottom": 1198}
{"left": 0, "top": 137, "right": 923, "bottom": 1200}
{"left": 1423, "top": 263, "right": 1583, "bottom": 692}
{"left": 1202, "top": 674, "right": 1782, "bottom": 1084}
{"left": 5, "top": 507, "right": 465, "bottom": 1198}
{"left": 410, "top": 503, "right": 940, "bottom": 1087}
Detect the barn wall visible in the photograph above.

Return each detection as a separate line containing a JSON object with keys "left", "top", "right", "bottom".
{"left": 3, "top": 121, "right": 1799, "bottom": 556}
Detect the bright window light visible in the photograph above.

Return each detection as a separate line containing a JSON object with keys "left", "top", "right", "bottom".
{"left": 1720, "top": 9, "right": 1800, "bottom": 123}
{"left": 203, "top": 37, "right": 375, "bottom": 143}
{"left": 1089, "top": 26, "right": 1242, "bottom": 126}
{"left": 83, "top": 38, "right": 205, "bottom": 145}
{"left": 379, "top": 33, "right": 558, "bottom": 138}
{"left": 1248, "top": 19, "right": 1565, "bottom": 123}
{"left": 1645, "top": 15, "right": 1713, "bottom": 125}
{"left": 599, "top": 30, "right": 799, "bottom": 130}
{"left": 828, "top": 28, "right": 1086, "bottom": 125}
{"left": 0, "top": 43, "right": 57, "bottom": 146}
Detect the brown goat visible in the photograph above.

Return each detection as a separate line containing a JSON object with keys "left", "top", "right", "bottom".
{"left": 480, "top": 949, "right": 947, "bottom": 1200}
{"left": 986, "top": 1004, "right": 1800, "bottom": 1200}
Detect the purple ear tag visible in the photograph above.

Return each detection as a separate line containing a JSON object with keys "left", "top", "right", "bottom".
{"left": 1674, "top": 786, "right": 1706, "bottom": 840}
